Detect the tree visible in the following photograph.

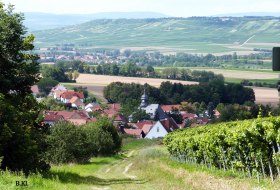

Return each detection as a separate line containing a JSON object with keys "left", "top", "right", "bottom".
{"left": 41, "top": 65, "right": 70, "bottom": 82}
{"left": 72, "top": 70, "right": 80, "bottom": 80}
{"left": 198, "top": 102, "right": 207, "bottom": 114}
{"left": 207, "top": 102, "right": 215, "bottom": 119}
{"left": 167, "top": 108, "right": 183, "bottom": 124}
{"left": 73, "top": 86, "right": 88, "bottom": 99}
{"left": 131, "top": 109, "right": 151, "bottom": 123}
{"left": 37, "top": 77, "right": 59, "bottom": 95}
{"left": 110, "top": 64, "right": 119, "bottom": 75}
{"left": 180, "top": 102, "right": 195, "bottom": 113}
{"left": 96, "top": 64, "right": 103, "bottom": 74}
{"left": 0, "top": 3, "right": 49, "bottom": 174}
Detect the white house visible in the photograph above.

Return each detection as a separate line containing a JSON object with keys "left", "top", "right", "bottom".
{"left": 145, "top": 118, "right": 179, "bottom": 139}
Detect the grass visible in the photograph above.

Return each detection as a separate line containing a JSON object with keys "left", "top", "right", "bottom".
{"left": 225, "top": 78, "right": 278, "bottom": 84}
{"left": 154, "top": 67, "right": 279, "bottom": 81}
{"left": 1, "top": 139, "right": 280, "bottom": 190}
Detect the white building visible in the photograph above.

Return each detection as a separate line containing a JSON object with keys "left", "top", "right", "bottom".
{"left": 145, "top": 118, "right": 179, "bottom": 139}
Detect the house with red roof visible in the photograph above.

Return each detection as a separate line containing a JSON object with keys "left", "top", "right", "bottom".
{"left": 70, "top": 96, "right": 85, "bottom": 109}
{"left": 43, "top": 110, "right": 92, "bottom": 126}
{"left": 102, "top": 103, "right": 121, "bottom": 118}
{"left": 113, "top": 114, "right": 128, "bottom": 126}
{"left": 145, "top": 118, "right": 179, "bottom": 139}
{"left": 181, "top": 111, "right": 198, "bottom": 121}
{"left": 60, "top": 91, "right": 84, "bottom": 104}
{"left": 43, "top": 114, "right": 64, "bottom": 126}
{"left": 123, "top": 128, "right": 145, "bottom": 139}
{"left": 161, "top": 105, "right": 181, "bottom": 113}
{"left": 85, "top": 103, "right": 102, "bottom": 112}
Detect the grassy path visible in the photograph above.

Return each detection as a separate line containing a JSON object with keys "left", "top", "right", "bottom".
{"left": 2, "top": 139, "right": 280, "bottom": 189}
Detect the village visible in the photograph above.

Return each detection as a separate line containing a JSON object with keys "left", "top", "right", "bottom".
{"left": 31, "top": 83, "right": 220, "bottom": 139}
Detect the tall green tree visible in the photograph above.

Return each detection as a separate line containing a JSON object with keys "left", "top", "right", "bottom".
{"left": 0, "top": 3, "right": 49, "bottom": 174}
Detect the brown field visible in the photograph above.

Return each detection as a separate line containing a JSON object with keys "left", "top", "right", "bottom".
{"left": 252, "top": 87, "right": 279, "bottom": 106}
{"left": 74, "top": 74, "right": 279, "bottom": 106}
{"left": 76, "top": 74, "right": 198, "bottom": 87}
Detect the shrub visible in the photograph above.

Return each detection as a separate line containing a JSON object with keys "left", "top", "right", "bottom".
{"left": 45, "top": 118, "right": 122, "bottom": 164}
{"left": 45, "top": 121, "right": 92, "bottom": 164}
{"left": 84, "top": 117, "right": 122, "bottom": 155}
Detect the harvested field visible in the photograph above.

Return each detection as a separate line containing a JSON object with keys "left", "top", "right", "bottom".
{"left": 252, "top": 87, "right": 279, "bottom": 106}
{"left": 76, "top": 74, "right": 198, "bottom": 87}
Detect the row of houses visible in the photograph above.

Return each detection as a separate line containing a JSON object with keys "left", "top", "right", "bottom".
{"left": 44, "top": 110, "right": 96, "bottom": 126}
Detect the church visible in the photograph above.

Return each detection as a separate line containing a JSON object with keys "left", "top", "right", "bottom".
{"left": 129, "top": 89, "right": 167, "bottom": 122}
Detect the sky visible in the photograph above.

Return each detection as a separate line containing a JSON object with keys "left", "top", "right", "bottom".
{"left": 2, "top": 0, "right": 280, "bottom": 17}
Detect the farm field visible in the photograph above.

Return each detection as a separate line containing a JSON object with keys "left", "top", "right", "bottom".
{"left": 1, "top": 139, "right": 278, "bottom": 190}
{"left": 73, "top": 74, "right": 279, "bottom": 106}
{"left": 76, "top": 74, "right": 199, "bottom": 87}
{"left": 155, "top": 67, "right": 279, "bottom": 80}
{"left": 252, "top": 87, "right": 278, "bottom": 106}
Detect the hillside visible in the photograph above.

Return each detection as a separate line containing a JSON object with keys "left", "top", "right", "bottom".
{"left": 24, "top": 12, "right": 169, "bottom": 31}
{"left": 34, "top": 17, "right": 280, "bottom": 54}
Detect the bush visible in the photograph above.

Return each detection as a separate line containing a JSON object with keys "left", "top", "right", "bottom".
{"left": 45, "top": 118, "right": 122, "bottom": 164}
{"left": 84, "top": 117, "right": 122, "bottom": 155}
{"left": 45, "top": 121, "right": 92, "bottom": 164}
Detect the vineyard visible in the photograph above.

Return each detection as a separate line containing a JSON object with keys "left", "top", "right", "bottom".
{"left": 164, "top": 116, "right": 280, "bottom": 183}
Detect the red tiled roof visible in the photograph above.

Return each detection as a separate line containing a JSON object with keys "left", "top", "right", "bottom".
{"left": 114, "top": 114, "right": 127, "bottom": 123}
{"left": 159, "top": 118, "right": 179, "bottom": 132}
{"left": 142, "top": 124, "right": 153, "bottom": 134}
{"left": 45, "top": 111, "right": 89, "bottom": 120}
{"left": 196, "top": 117, "right": 209, "bottom": 124}
{"left": 133, "top": 120, "right": 154, "bottom": 129}
{"left": 61, "top": 91, "right": 84, "bottom": 99}
{"left": 124, "top": 128, "right": 143, "bottom": 137}
{"left": 161, "top": 105, "right": 181, "bottom": 112}
{"left": 44, "top": 114, "right": 64, "bottom": 122}
{"left": 31, "top": 85, "right": 39, "bottom": 94}
{"left": 70, "top": 97, "right": 84, "bottom": 107}
{"left": 88, "top": 118, "right": 97, "bottom": 122}
{"left": 181, "top": 112, "right": 197, "bottom": 120}
{"left": 93, "top": 106, "right": 103, "bottom": 111}
{"left": 55, "top": 111, "right": 76, "bottom": 119}
{"left": 75, "top": 110, "right": 89, "bottom": 119}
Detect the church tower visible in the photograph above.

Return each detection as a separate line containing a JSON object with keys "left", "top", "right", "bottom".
{"left": 140, "top": 88, "right": 148, "bottom": 108}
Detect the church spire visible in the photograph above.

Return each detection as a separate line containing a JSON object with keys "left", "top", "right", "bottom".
{"left": 140, "top": 86, "right": 148, "bottom": 108}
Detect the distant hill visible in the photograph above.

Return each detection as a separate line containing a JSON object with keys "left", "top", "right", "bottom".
{"left": 24, "top": 12, "right": 169, "bottom": 31}
{"left": 33, "top": 17, "right": 280, "bottom": 54}
{"left": 214, "top": 12, "right": 280, "bottom": 17}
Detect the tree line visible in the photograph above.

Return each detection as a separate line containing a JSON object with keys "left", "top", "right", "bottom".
{"left": 103, "top": 79, "right": 255, "bottom": 117}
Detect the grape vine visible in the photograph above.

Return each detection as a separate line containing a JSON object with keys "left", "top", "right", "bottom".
{"left": 164, "top": 116, "right": 280, "bottom": 182}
